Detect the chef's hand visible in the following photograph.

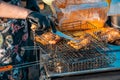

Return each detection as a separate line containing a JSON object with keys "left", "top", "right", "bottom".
{"left": 26, "top": 0, "right": 40, "bottom": 12}
{"left": 27, "top": 12, "right": 50, "bottom": 32}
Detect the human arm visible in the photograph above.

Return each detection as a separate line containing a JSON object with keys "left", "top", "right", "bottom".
{"left": 0, "top": 0, "right": 51, "bottom": 32}
{"left": 0, "top": 1, "right": 32, "bottom": 19}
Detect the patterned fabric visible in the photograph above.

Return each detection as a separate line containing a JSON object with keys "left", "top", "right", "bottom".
{"left": 0, "top": 0, "right": 28, "bottom": 65}
{"left": 0, "top": 0, "right": 29, "bottom": 80}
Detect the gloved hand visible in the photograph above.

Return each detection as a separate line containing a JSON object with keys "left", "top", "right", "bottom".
{"left": 26, "top": 0, "right": 40, "bottom": 12}
{"left": 27, "top": 12, "right": 50, "bottom": 32}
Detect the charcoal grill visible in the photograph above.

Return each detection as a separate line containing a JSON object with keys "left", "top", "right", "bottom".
{"left": 38, "top": 33, "right": 116, "bottom": 79}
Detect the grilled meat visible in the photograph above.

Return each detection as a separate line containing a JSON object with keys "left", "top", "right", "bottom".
{"left": 72, "top": 27, "right": 120, "bottom": 43}
{"left": 67, "top": 26, "right": 120, "bottom": 49}
{"left": 99, "top": 27, "right": 120, "bottom": 43}
{"left": 67, "top": 35, "right": 92, "bottom": 50}
{"left": 35, "top": 32, "right": 61, "bottom": 45}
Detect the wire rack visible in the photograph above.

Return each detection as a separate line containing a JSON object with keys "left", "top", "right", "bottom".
{"left": 38, "top": 33, "right": 116, "bottom": 77}
{"left": 58, "top": 20, "right": 101, "bottom": 31}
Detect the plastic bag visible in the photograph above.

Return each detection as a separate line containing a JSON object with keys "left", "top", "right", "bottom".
{"left": 108, "top": 0, "right": 120, "bottom": 16}
{"left": 52, "top": 0, "right": 109, "bottom": 31}
{"left": 54, "top": 0, "right": 106, "bottom": 8}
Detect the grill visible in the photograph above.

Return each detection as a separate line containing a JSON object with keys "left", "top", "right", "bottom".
{"left": 38, "top": 34, "right": 116, "bottom": 77}
{"left": 62, "top": 21, "right": 98, "bottom": 28}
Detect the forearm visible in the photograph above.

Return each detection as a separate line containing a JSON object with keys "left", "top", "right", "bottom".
{"left": 0, "top": 1, "right": 32, "bottom": 19}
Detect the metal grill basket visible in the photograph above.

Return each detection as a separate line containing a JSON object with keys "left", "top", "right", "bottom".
{"left": 38, "top": 37, "right": 116, "bottom": 77}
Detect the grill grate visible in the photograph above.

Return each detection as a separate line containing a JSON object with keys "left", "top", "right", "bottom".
{"left": 39, "top": 38, "right": 116, "bottom": 74}
{"left": 36, "top": 26, "right": 116, "bottom": 77}
{"left": 58, "top": 20, "right": 100, "bottom": 31}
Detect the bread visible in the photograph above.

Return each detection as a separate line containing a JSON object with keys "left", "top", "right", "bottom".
{"left": 35, "top": 32, "right": 61, "bottom": 45}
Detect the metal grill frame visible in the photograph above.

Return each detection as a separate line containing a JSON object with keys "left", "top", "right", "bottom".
{"left": 38, "top": 37, "right": 116, "bottom": 78}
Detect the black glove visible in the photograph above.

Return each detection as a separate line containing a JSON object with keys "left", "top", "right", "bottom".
{"left": 26, "top": 0, "right": 40, "bottom": 12}
{"left": 27, "top": 12, "right": 50, "bottom": 32}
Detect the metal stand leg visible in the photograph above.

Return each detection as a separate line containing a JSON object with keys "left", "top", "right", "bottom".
{"left": 33, "top": 31, "right": 38, "bottom": 61}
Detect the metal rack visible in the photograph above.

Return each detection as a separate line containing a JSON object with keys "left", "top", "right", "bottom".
{"left": 58, "top": 20, "right": 100, "bottom": 31}
{"left": 38, "top": 36, "right": 116, "bottom": 78}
